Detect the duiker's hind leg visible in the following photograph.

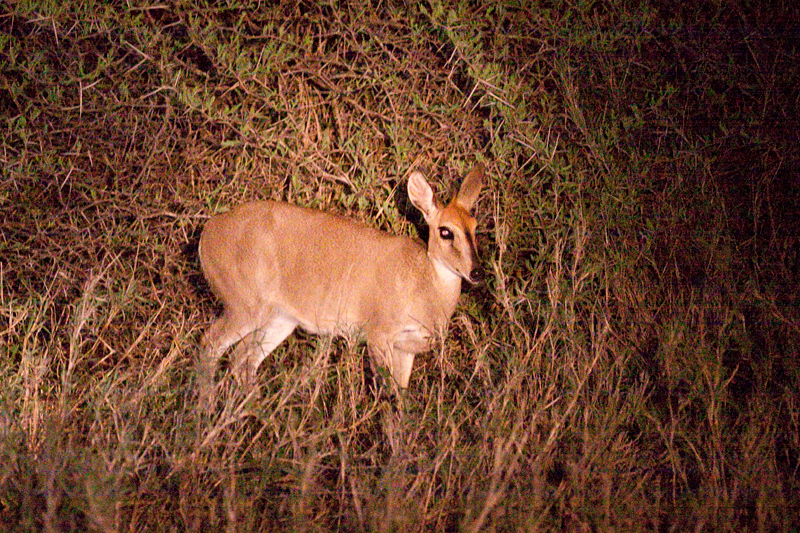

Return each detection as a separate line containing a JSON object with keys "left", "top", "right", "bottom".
{"left": 230, "top": 313, "right": 298, "bottom": 388}
{"left": 197, "top": 310, "right": 259, "bottom": 408}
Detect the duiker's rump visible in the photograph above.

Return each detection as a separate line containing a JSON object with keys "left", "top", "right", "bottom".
{"left": 198, "top": 164, "right": 485, "bottom": 403}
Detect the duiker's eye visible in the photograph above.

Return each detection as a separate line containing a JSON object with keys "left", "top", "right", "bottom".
{"left": 438, "top": 227, "right": 454, "bottom": 240}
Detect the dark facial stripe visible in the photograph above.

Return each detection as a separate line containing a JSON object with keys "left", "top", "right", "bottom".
{"left": 465, "top": 230, "right": 479, "bottom": 261}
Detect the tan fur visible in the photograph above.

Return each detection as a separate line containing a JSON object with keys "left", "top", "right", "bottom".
{"left": 197, "top": 164, "right": 485, "bottom": 402}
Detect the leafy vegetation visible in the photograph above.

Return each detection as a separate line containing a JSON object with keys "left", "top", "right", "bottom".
{"left": 1, "top": 0, "right": 797, "bottom": 531}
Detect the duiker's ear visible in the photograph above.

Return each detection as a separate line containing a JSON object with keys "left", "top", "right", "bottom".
{"left": 456, "top": 163, "right": 485, "bottom": 210}
{"left": 408, "top": 171, "right": 437, "bottom": 220}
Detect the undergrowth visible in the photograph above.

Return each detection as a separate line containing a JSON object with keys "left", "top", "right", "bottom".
{"left": 1, "top": 1, "right": 798, "bottom": 531}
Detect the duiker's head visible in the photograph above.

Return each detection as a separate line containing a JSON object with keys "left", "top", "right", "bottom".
{"left": 407, "top": 164, "right": 485, "bottom": 284}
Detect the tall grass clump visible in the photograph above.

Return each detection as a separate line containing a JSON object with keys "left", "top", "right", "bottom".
{"left": 1, "top": 0, "right": 797, "bottom": 531}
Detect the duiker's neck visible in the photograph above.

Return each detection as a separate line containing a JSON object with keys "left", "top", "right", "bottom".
{"left": 428, "top": 254, "right": 464, "bottom": 309}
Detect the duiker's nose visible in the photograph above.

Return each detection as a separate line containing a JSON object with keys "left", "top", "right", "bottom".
{"left": 469, "top": 265, "right": 484, "bottom": 284}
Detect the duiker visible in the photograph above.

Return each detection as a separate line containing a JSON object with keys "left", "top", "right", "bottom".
{"left": 197, "top": 163, "right": 485, "bottom": 401}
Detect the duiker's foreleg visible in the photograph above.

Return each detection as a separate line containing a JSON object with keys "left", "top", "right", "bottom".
{"left": 389, "top": 349, "right": 416, "bottom": 389}
{"left": 367, "top": 338, "right": 417, "bottom": 389}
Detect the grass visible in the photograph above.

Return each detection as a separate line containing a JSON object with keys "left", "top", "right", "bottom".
{"left": 1, "top": 0, "right": 798, "bottom": 531}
